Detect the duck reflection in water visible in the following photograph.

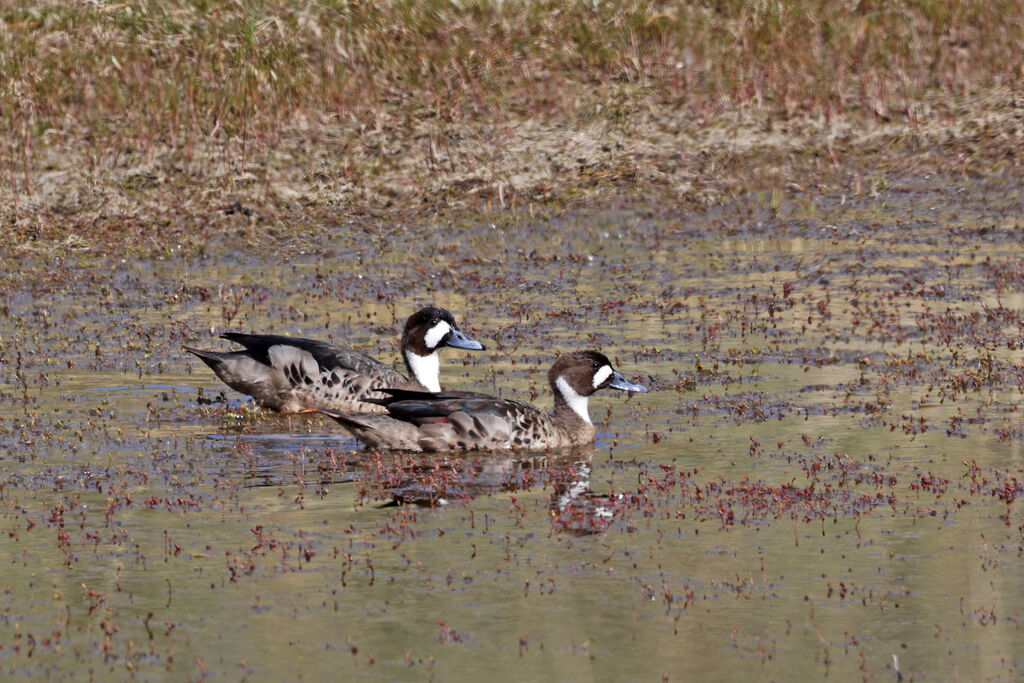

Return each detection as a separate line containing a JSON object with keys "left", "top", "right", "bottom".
{"left": 368, "top": 448, "right": 625, "bottom": 536}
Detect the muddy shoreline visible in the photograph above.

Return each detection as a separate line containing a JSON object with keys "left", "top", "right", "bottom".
{"left": 4, "top": 87, "right": 1023, "bottom": 265}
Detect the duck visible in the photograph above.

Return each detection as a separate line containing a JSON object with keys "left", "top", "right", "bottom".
{"left": 183, "top": 306, "right": 485, "bottom": 413}
{"left": 318, "top": 350, "right": 647, "bottom": 452}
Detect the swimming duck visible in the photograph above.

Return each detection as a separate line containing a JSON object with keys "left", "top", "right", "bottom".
{"left": 183, "top": 306, "right": 485, "bottom": 413}
{"left": 318, "top": 350, "right": 647, "bottom": 452}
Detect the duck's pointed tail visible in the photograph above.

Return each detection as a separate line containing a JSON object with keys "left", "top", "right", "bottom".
{"left": 317, "top": 408, "right": 425, "bottom": 451}
{"left": 183, "top": 345, "right": 227, "bottom": 370}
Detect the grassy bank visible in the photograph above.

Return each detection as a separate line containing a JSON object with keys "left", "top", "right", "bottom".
{"left": 2, "top": 0, "right": 1023, "bottom": 255}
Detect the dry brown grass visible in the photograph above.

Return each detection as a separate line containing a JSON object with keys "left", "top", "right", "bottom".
{"left": 2, "top": 1, "right": 1023, "bottom": 256}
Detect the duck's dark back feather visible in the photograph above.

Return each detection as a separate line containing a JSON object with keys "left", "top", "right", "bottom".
{"left": 369, "top": 387, "right": 493, "bottom": 404}
{"left": 222, "top": 333, "right": 408, "bottom": 387}
{"left": 383, "top": 396, "right": 535, "bottom": 422}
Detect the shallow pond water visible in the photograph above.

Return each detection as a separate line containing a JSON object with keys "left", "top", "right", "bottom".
{"left": 2, "top": 173, "right": 1024, "bottom": 680}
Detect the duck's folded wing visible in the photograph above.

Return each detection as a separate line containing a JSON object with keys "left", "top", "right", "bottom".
{"left": 370, "top": 388, "right": 493, "bottom": 404}
{"left": 320, "top": 397, "right": 559, "bottom": 452}
{"left": 382, "top": 395, "right": 543, "bottom": 430}
{"left": 415, "top": 400, "right": 553, "bottom": 451}
{"left": 223, "top": 333, "right": 408, "bottom": 388}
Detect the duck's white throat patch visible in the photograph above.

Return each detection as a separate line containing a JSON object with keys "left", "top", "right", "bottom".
{"left": 592, "top": 365, "right": 613, "bottom": 389}
{"left": 556, "top": 376, "right": 591, "bottom": 424}
{"left": 406, "top": 351, "right": 442, "bottom": 392}
{"left": 423, "top": 320, "right": 452, "bottom": 349}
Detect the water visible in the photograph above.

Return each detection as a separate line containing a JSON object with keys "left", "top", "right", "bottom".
{"left": 2, "top": 173, "right": 1024, "bottom": 679}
